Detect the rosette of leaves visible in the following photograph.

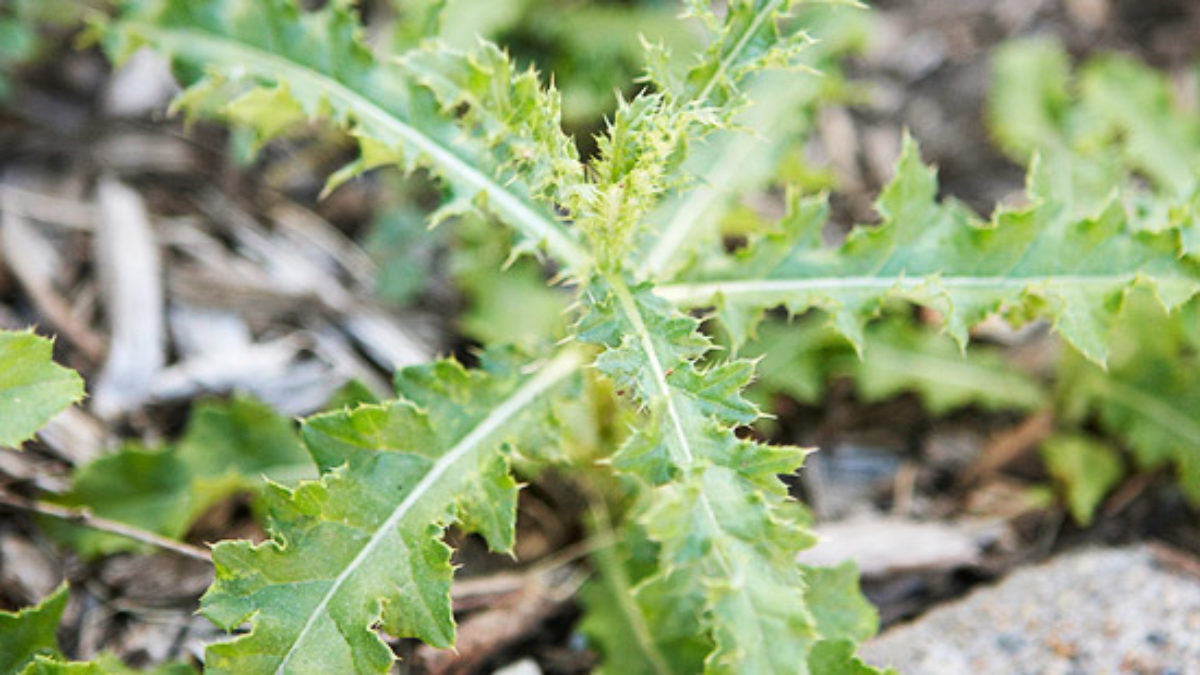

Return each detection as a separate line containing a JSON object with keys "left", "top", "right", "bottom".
{"left": 89, "top": 0, "right": 1200, "bottom": 672}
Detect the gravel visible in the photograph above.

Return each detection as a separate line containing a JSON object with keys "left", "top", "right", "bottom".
{"left": 861, "top": 545, "right": 1200, "bottom": 674}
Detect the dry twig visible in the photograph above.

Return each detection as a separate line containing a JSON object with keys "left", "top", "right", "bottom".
{"left": 0, "top": 488, "right": 212, "bottom": 563}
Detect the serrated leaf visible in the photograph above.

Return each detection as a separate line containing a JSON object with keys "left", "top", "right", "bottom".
{"left": 0, "top": 330, "right": 85, "bottom": 449}
{"left": 639, "top": 5, "right": 868, "bottom": 280}
{"left": 397, "top": 40, "right": 582, "bottom": 209}
{"left": 990, "top": 38, "right": 1200, "bottom": 248}
{"left": 201, "top": 349, "right": 581, "bottom": 674}
{"left": 108, "top": 0, "right": 590, "bottom": 273}
{"left": 992, "top": 39, "right": 1200, "bottom": 200}
{"left": 576, "top": 276, "right": 872, "bottom": 674}
{"left": 985, "top": 40, "right": 1200, "bottom": 508}
{"left": 652, "top": 0, "right": 832, "bottom": 107}
{"left": 0, "top": 584, "right": 67, "bottom": 674}
{"left": 1040, "top": 434, "right": 1123, "bottom": 525}
{"left": 658, "top": 137, "right": 1200, "bottom": 365}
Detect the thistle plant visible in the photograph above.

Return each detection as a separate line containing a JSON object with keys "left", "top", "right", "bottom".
{"left": 2, "top": 1, "right": 1199, "bottom": 673}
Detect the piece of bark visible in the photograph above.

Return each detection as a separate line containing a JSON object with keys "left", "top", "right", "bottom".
{"left": 343, "top": 309, "right": 434, "bottom": 370}
{"left": 0, "top": 448, "right": 68, "bottom": 493}
{"left": 196, "top": 191, "right": 355, "bottom": 312}
{"left": 95, "top": 132, "right": 199, "bottom": 176}
{"left": 91, "top": 178, "right": 166, "bottom": 419}
{"left": 0, "top": 534, "right": 62, "bottom": 603}
{"left": 0, "top": 183, "right": 95, "bottom": 231}
{"left": 0, "top": 206, "right": 105, "bottom": 361}
{"left": 268, "top": 202, "right": 377, "bottom": 290}
{"left": 167, "top": 303, "right": 252, "bottom": 360}
{"left": 36, "top": 407, "right": 109, "bottom": 466}
{"left": 798, "top": 516, "right": 1004, "bottom": 578}
{"left": 103, "top": 48, "right": 177, "bottom": 117}
{"left": 150, "top": 338, "right": 298, "bottom": 402}
{"left": 98, "top": 554, "right": 215, "bottom": 605}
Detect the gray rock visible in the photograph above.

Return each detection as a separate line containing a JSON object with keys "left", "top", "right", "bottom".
{"left": 861, "top": 546, "right": 1200, "bottom": 674}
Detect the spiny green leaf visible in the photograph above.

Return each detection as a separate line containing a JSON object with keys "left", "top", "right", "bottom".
{"left": 987, "top": 40, "right": 1200, "bottom": 511}
{"left": 577, "top": 93, "right": 694, "bottom": 269}
{"left": 0, "top": 584, "right": 67, "bottom": 674}
{"left": 0, "top": 330, "right": 85, "bottom": 449}
{"left": 576, "top": 276, "right": 875, "bottom": 674}
{"left": 638, "top": 4, "right": 868, "bottom": 280}
{"left": 201, "top": 349, "right": 581, "bottom": 674}
{"left": 1040, "top": 434, "right": 1123, "bottom": 525}
{"left": 658, "top": 137, "right": 1200, "bottom": 365}
{"left": 398, "top": 40, "right": 583, "bottom": 209}
{"left": 108, "top": 0, "right": 590, "bottom": 273}
{"left": 650, "top": 0, "right": 849, "bottom": 107}
{"left": 633, "top": 3, "right": 865, "bottom": 275}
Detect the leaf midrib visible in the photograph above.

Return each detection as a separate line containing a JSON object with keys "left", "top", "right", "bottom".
{"left": 127, "top": 21, "right": 591, "bottom": 273}
{"left": 641, "top": 0, "right": 788, "bottom": 278}
{"left": 657, "top": 272, "right": 1191, "bottom": 303}
{"left": 608, "top": 277, "right": 795, "bottom": 656}
{"left": 693, "top": 0, "right": 786, "bottom": 104}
